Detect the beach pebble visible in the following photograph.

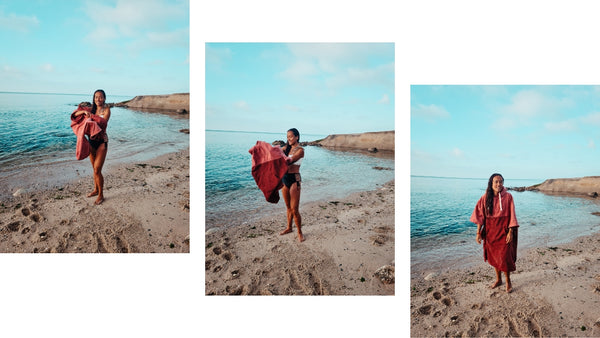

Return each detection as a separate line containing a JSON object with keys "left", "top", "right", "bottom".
{"left": 12, "top": 188, "right": 25, "bottom": 197}
{"left": 206, "top": 227, "right": 220, "bottom": 235}
{"left": 374, "top": 265, "right": 395, "bottom": 284}
{"left": 424, "top": 272, "right": 438, "bottom": 281}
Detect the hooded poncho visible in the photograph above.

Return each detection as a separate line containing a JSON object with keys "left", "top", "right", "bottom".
{"left": 470, "top": 188, "right": 519, "bottom": 272}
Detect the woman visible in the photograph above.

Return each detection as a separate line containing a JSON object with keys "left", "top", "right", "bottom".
{"left": 470, "top": 173, "right": 519, "bottom": 293}
{"left": 280, "top": 128, "right": 305, "bottom": 242}
{"left": 73, "top": 89, "right": 111, "bottom": 205}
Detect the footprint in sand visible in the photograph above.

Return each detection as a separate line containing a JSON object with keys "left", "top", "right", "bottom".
{"left": 21, "top": 207, "right": 31, "bottom": 217}
{"left": 418, "top": 304, "right": 432, "bottom": 315}
{"left": 6, "top": 221, "right": 22, "bottom": 232}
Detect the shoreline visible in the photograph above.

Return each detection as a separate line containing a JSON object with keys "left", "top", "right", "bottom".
{"left": 411, "top": 228, "right": 600, "bottom": 336}
{"left": 206, "top": 180, "right": 395, "bottom": 295}
{"left": 0, "top": 148, "right": 190, "bottom": 253}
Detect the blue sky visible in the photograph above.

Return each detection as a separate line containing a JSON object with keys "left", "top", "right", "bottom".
{"left": 0, "top": 0, "right": 189, "bottom": 96}
{"left": 412, "top": 85, "right": 600, "bottom": 180}
{"left": 205, "top": 43, "right": 395, "bottom": 136}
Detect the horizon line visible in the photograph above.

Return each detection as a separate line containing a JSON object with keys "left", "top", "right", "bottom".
{"left": 0, "top": 91, "right": 133, "bottom": 97}
{"left": 411, "top": 174, "right": 545, "bottom": 181}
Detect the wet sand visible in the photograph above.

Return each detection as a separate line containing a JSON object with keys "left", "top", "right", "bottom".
{"left": 205, "top": 181, "right": 395, "bottom": 295}
{"left": 0, "top": 149, "right": 190, "bottom": 253}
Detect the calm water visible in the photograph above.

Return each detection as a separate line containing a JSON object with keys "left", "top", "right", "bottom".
{"left": 411, "top": 176, "right": 600, "bottom": 273}
{"left": 0, "top": 92, "right": 189, "bottom": 198}
{"left": 205, "top": 130, "right": 395, "bottom": 228}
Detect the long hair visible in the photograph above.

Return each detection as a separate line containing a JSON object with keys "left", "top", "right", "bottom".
{"left": 485, "top": 173, "right": 503, "bottom": 216}
{"left": 91, "top": 89, "right": 106, "bottom": 115}
{"left": 283, "top": 128, "right": 300, "bottom": 156}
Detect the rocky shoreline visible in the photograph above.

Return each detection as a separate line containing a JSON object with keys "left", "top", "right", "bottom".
{"left": 509, "top": 176, "right": 600, "bottom": 198}
{"left": 274, "top": 130, "right": 394, "bottom": 154}
{"left": 110, "top": 93, "right": 189, "bottom": 116}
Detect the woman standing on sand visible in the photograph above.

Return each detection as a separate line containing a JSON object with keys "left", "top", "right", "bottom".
{"left": 280, "top": 128, "right": 305, "bottom": 242}
{"left": 470, "top": 173, "right": 519, "bottom": 293}
{"left": 73, "top": 89, "right": 111, "bottom": 205}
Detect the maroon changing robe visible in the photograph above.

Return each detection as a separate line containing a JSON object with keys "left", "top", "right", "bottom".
{"left": 470, "top": 188, "right": 519, "bottom": 272}
{"left": 249, "top": 141, "right": 288, "bottom": 203}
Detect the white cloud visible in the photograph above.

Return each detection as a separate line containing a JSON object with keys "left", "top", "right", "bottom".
{"left": 378, "top": 94, "right": 390, "bottom": 104}
{"left": 412, "top": 103, "right": 450, "bottom": 121}
{"left": 40, "top": 63, "right": 54, "bottom": 72}
{"left": 206, "top": 45, "right": 232, "bottom": 70}
{"left": 234, "top": 101, "right": 249, "bottom": 110}
{"left": 451, "top": 148, "right": 464, "bottom": 158}
{"left": 280, "top": 43, "right": 394, "bottom": 91}
{"left": 544, "top": 120, "right": 577, "bottom": 133}
{"left": 0, "top": 10, "right": 39, "bottom": 33}
{"left": 580, "top": 112, "right": 600, "bottom": 126}
{"left": 83, "top": 0, "right": 188, "bottom": 49}
{"left": 494, "top": 89, "right": 574, "bottom": 130}
{"left": 588, "top": 139, "right": 596, "bottom": 149}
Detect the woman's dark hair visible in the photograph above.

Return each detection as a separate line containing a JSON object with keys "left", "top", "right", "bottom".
{"left": 283, "top": 128, "right": 300, "bottom": 156}
{"left": 91, "top": 89, "right": 106, "bottom": 115}
{"left": 486, "top": 173, "right": 503, "bottom": 216}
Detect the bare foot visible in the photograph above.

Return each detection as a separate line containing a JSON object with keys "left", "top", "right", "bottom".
{"left": 94, "top": 197, "right": 105, "bottom": 205}
{"left": 280, "top": 228, "right": 292, "bottom": 235}
{"left": 297, "top": 232, "right": 305, "bottom": 242}
{"left": 490, "top": 280, "right": 502, "bottom": 289}
{"left": 87, "top": 191, "right": 99, "bottom": 197}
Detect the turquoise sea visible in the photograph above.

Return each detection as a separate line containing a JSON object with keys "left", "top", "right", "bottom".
{"left": 411, "top": 176, "right": 600, "bottom": 273}
{"left": 0, "top": 92, "right": 189, "bottom": 199}
{"left": 205, "top": 129, "right": 395, "bottom": 229}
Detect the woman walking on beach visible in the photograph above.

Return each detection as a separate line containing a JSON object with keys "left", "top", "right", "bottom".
{"left": 73, "top": 89, "right": 111, "bottom": 205}
{"left": 470, "top": 173, "right": 519, "bottom": 293}
{"left": 280, "top": 128, "right": 305, "bottom": 242}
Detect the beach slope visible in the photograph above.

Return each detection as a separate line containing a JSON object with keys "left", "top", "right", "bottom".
{"left": 206, "top": 181, "right": 395, "bottom": 295}
{"left": 0, "top": 150, "right": 190, "bottom": 253}
{"left": 411, "top": 231, "right": 600, "bottom": 336}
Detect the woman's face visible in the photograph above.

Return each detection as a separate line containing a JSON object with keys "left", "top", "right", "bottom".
{"left": 492, "top": 176, "right": 504, "bottom": 194}
{"left": 287, "top": 131, "right": 298, "bottom": 145}
{"left": 94, "top": 91, "right": 105, "bottom": 106}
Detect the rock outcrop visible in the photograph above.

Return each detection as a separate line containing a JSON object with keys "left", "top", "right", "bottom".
{"left": 111, "top": 93, "right": 189, "bottom": 113}
{"left": 510, "top": 176, "right": 600, "bottom": 197}
{"left": 316, "top": 131, "right": 394, "bottom": 152}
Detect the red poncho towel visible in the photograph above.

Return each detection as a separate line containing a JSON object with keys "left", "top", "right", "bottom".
{"left": 70, "top": 104, "right": 106, "bottom": 160}
{"left": 249, "top": 141, "right": 288, "bottom": 203}
{"left": 470, "top": 188, "right": 519, "bottom": 272}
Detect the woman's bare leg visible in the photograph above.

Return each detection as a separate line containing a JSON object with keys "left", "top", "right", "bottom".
{"left": 87, "top": 149, "right": 99, "bottom": 197}
{"left": 92, "top": 143, "right": 107, "bottom": 204}
{"left": 505, "top": 271, "right": 512, "bottom": 293}
{"left": 289, "top": 182, "right": 303, "bottom": 242}
{"left": 280, "top": 185, "right": 293, "bottom": 235}
{"left": 490, "top": 268, "right": 502, "bottom": 288}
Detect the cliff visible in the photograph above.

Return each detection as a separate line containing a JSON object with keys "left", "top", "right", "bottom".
{"left": 314, "top": 131, "right": 394, "bottom": 152}
{"left": 111, "top": 93, "right": 189, "bottom": 114}
{"left": 511, "top": 176, "right": 600, "bottom": 197}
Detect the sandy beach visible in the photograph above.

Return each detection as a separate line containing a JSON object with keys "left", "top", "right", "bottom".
{"left": 411, "top": 228, "right": 600, "bottom": 336}
{"left": 205, "top": 180, "right": 395, "bottom": 295}
{"left": 0, "top": 148, "right": 190, "bottom": 253}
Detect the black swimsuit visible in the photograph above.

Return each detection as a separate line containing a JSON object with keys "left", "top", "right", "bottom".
{"left": 282, "top": 173, "right": 301, "bottom": 188}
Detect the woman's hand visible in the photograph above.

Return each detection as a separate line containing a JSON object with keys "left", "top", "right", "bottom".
{"left": 506, "top": 229, "right": 512, "bottom": 244}
{"left": 476, "top": 232, "right": 482, "bottom": 244}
